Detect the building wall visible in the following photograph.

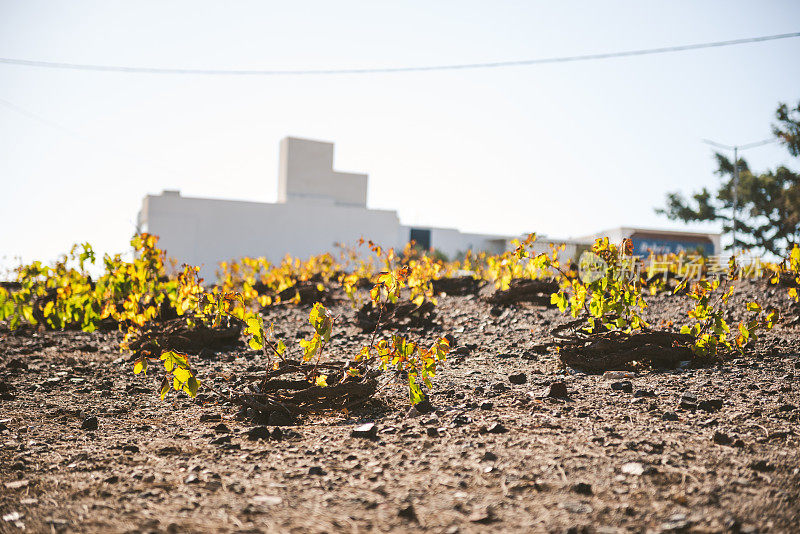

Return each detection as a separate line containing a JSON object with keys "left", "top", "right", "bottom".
{"left": 403, "top": 226, "right": 510, "bottom": 258}
{"left": 141, "top": 193, "right": 401, "bottom": 281}
{"left": 277, "top": 137, "right": 367, "bottom": 206}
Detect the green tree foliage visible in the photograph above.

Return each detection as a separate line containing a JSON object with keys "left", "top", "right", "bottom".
{"left": 657, "top": 101, "right": 800, "bottom": 256}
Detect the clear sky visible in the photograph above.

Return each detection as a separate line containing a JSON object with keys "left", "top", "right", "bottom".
{"left": 1, "top": 1, "right": 799, "bottom": 267}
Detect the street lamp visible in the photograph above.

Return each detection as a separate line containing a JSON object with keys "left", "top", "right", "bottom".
{"left": 701, "top": 137, "right": 775, "bottom": 253}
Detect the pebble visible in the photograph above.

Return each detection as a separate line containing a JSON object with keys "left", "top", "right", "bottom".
{"left": 610, "top": 381, "right": 633, "bottom": 393}
{"left": 486, "top": 422, "right": 508, "bottom": 434}
{"left": 712, "top": 431, "right": 733, "bottom": 445}
{"left": 621, "top": 462, "right": 644, "bottom": 476}
{"left": 308, "top": 466, "right": 326, "bottom": 476}
{"left": 213, "top": 423, "right": 230, "bottom": 434}
{"left": 80, "top": 416, "right": 98, "bottom": 431}
{"left": 661, "top": 412, "right": 679, "bottom": 421}
{"left": 750, "top": 459, "right": 774, "bottom": 472}
{"left": 398, "top": 504, "right": 418, "bottom": 522}
{"left": 481, "top": 451, "right": 498, "bottom": 461}
{"left": 572, "top": 482, "right": 593, "bottom": 495}
{"left": 679, "top": 396, "right": 697, "bottom": 411}
{"left": 602, "top": 371, "right": 635, "bottom": 380}
{"left": 547, "top": 381, "right": 569, "bottom": 398}
{"left": 479, "top": 401, "right": 494, "bottom": 410}
{"left": 452, "top": 414, "right": 472, "bottom": 427}
{"left": 508, "top": 373, "right": 527, "bottom": 385}
{"left": 251, "top": 495, "right": 282, "bottom": 506}
{"left": 698, "top": 399, "right": 723, "bottom": 412}
{"left": 352, "top": 423, "right": 378, "bottom": 439}
{"left": 659, "top": 513, "right": 690, "bottom": 532}
{"left": 247, "top": 426, "right": 271, "bottom": 441}
{"left": 468, "top": 508, "right": 495, "bottom": 524}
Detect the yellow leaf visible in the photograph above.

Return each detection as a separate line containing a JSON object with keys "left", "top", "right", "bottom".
{"left": 315, "top": 374, "right": 328, "bottom": 387}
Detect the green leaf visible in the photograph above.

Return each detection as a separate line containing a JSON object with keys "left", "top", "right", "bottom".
{"left": 245, "top": 315, "right": 264, "bottom": 350}
{"left": 133, "top": 358, "right": 147, "bottom": 375}
{"left": 160, "top": 350, "right": 189, "bottom": 372}
{"left": 159, "top": 377, "right": 170, "bottom": 400}
{"left": 172, "top": 367, "right": 200, "bottom": 397}
{"left": 299, "top": 334, "right": 321, "bottom": 361}
{"left": 408, "top": 374, "right": 425, "bottom": 405}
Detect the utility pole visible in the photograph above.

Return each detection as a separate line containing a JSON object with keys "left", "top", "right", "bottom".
{"left": 701, "top": 137, "right": 774, "bottom": 253}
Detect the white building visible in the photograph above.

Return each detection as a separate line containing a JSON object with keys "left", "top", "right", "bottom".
{"left": 137, "top": 137, "right": 512, "bottom": 279}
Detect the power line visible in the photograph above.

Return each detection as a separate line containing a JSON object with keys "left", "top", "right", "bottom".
{"left": 1, "top": 32, "right": 798, "bottom": 76}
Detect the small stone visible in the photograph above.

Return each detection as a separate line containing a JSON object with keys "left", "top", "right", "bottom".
{"left": 468, "top": 508, "right": 495, "bottom": 524}
{"left": 547, "top": 381, "right": 569, "bottom": 398}
{"left": 452, "top": 414, "right": 472, "bottom": 427}
{"left": 661, "top": 412, "right": 679, "bottom": 421}
{"left": 611, "top": 381, "right": 633, "bottom": 393}
{"left": 104, "top": 475, "right": 119, "bottom": 484}
{"left": 406, "top": 406, "right": 422, "bottom": 418}
{"left": 247, "top": 426, "right": 271, "bottom": 441}
{"left": 352, "top": 423, "right": 378, "bottom": 439}
{"left": 698, "top": 399, "right": 723, "bottom": 412}
{"left": 508, "top": 373, "right": 527, "bottom": 385}
{"left": 80, "top": 416, "right": 98, "bottom": 431}
{"left": 271, "top": 427, "right": 284, "bottom": 441}
{"left": 213, "top": 423, "right": 230, "bottom": 434}
{"left": 479, "top": 401, "right": 494, "bottom": 410}
{"left": 621, "top": 462, "right": 644, "bottom": 476}
{"left": 415, "top": 398, "right": 434, "bottom": 414}
{"left": 712, "top": 431, "right": 733, "bottom": 445}
{"left": 573, "top": 482, "right": 593, "bottom": 495}
{"left": 750, "top": 459, "right": 774, "bottom": 472}
{"left": 481, "top": 451, "right": 498, "bottom": 462}
{"left": 634, "top": 389, "right": 655, "bottom": 398}
{"left": 122, "top": 444, "right": 139, "bottom": 453}
{"left": 426, "top": 427, "right": 440, "bottom": 438}
{"left": 210, "top": 436, "right": 231, "bottom": 445}
{"left": 398, "top": 504, "right": 418, "bottom": 522}
{"left": 308, "top": 466, "right": 326, "bottom": 476}
{"left": 184, "top": 473, "right": 200, "bottom": 484}
{"left": 251, "top": 495, "right": 282, "bottom": 506}
{"left": 679, "top": 393, "right": 698, "bottom": 411}
{"left": 486, "top": 422, "right": 508, "bottom": 434}
{"left": 660, "top": 513, "right": 690, "bottom": 532}
{"left": 2, "top": 512, "right": 21, "bottom": 522}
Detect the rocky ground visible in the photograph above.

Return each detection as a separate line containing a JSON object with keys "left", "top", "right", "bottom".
{"left": 1, "top": 280, "right": 799, "bottom": 533}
